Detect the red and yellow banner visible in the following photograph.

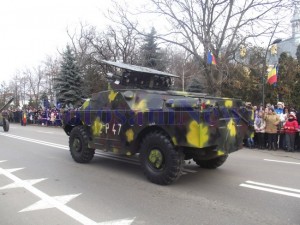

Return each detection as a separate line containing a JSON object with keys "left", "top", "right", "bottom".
{"left": 267, "top": 67, "right": 277, "bottom": 85}
{"left": 207, "top": 52, "right": 216, "bottom": 65}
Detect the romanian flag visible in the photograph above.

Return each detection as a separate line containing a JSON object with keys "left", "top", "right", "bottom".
{"left": 207, "top": 51, "right": 216, "bottom": 65}
{"left": 267, "top": 66, "right": 277, "bottom": 85}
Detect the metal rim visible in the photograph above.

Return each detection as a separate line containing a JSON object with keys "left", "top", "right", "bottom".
{"left": 73, "top": 137, "right": 82, "bottom": 152}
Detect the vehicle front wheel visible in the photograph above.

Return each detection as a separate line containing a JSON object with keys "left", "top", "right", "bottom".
{"left": 69, "top": 126, "right": 95, "bottom": 163}
{"left": 193, "top": 155, "right": 228, "bottom": 169}
{"left": 140, "top": 132, "right": 184, "bottom": 185}
{"left": 3, "top": 118, "right": 9, "bottom": 132}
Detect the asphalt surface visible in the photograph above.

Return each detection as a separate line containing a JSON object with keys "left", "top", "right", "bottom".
{"left": 0, "top": 124, "right": 299, "bottom": 225}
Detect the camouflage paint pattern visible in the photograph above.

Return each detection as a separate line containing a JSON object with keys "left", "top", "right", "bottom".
{"left": 0, "top": 98, "right": 14, "bottom": 128}
{"left": 62, "top": 88, "right": 252, "bottom": 161}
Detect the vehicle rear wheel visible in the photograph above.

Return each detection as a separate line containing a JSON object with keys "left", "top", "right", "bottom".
{"left": 69, "top": 126, "right": 95, "bottom": 163}
{"left": 140, "top": 132, "right": 184, "bottom": 185}
{"left": 3, "top": 118, "right": 9, "bottom": 132}
{"left": 193, "top": 155, "right": 228, "bottom": 169}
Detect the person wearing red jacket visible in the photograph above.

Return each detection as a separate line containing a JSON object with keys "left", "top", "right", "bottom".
{"left": 283, "top": 112, "right": 299, "bottom": 152}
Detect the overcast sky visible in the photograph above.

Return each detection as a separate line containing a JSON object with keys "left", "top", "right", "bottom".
{"left": 0, "top": 0, "right": 115, "bottom": 83}
{"left": 0, "top": 1, "right": 294, "bottom": 84}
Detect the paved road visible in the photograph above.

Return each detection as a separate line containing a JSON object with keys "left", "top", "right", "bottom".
{"left": 0, "top": 124, "right": 299, "bottom": 225}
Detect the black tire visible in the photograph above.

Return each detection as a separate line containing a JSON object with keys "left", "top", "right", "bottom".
{"left": 3, "top": 118, "right": 9, "bottom": 132}
{"left": 69, "top": 126, "right": 95, "bottom": 163}
{"left": 194, "top": 155, "right": 228, "bottom": 169}
{"left": 140, "top": 132, "right": 184, "bottom": 185}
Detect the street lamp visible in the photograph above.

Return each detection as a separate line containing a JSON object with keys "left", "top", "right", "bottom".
{"left": 271, "top": 38, "right": 282, "bottom": 45}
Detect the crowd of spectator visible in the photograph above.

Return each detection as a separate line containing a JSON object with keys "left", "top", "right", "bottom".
{"left": 246, "top": 102, "right": 300, "bottom": 152}
{"left": 5, "top": 106, "right": 62, "bottom": 127}
{"left": 2, "top": 101, "right": 300, "bottom": 153}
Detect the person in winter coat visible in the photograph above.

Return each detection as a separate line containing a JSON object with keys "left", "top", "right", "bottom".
{"left": 283, "top": 112, "right": 299, "bottom": 152}
{"left": 22, "top": 110, "right": 27, "bottom": 126}
{"left": 254, "top": 111, "right": 266, "bottom": 149}
{"left": 50, "top": 111, "right": 56, "bottom": 126}
{"left": 264, "top": 107, "right": 280, "bottom": 150}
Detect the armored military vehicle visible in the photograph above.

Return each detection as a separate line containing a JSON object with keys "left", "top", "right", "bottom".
{"left": 62, "top": 60, "right": 252, "bottom": 185}
{"left": 0, "top": 98, "right": 14, "bottom": 132}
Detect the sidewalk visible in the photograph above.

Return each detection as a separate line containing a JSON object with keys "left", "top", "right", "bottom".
{"left": 247, "top": 147, "right": 300, "bottom": 160}
{"left": 12, "top": 122, "right": 62, "bottom": 129}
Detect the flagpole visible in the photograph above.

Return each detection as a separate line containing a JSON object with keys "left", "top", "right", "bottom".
{"left": 262, "top": 23, "right": 280, "bottom": 107}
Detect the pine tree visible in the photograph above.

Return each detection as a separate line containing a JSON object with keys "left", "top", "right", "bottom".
{"left": 54, "top": 46, "right": 83, "bottom": 108}
{"left": 266, "top": 52, "right": 299, "bottom": 107}
{"left": 186, "top": 78, "right": 204, "bottom": 93}
{"left": 40, "top": 92, "right": 49, "bottom": 108}
{"left": 291, "top": 72, "right": 300, "bottom": 109}
{"left": 140, "top": 27, "right": 166, "bottom": 71}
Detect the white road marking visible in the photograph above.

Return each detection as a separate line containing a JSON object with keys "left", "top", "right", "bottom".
{"left": 245, "top": 181, "right": 300, "bottom": 193}
{"left": 264, "top": 159, "right": 300, "bottom": 165}
{"left": 0, "top": 164, "right": 136, "bottom": 224}
{"left": 0, "top": 160, "right": 8, "bottom": 163}
{"left": 20, "top": 194, "right": 81, "bottom": 212}
{"left": 0, "top": 166, "right": 97, "bottom": 224}
{"left": 98, "top": 218, "right": 136, "bottom": 225}
{"left": 0, "top": 132, "right": 141, "bottom": 167}
{"left": 6, "top": 168, "right": 24, "bottom": 173}
{"left": 0, "top": 133, "right": 68, "bottom": 150}
{"left": 36, "top": 130, "right": 54, "bottom": 134}
{"left": 1, "top": 133, "right": 197, "bottom": 177}
{"left": 0, "top": 178, "right": 47, "bottom": 190}
{"left": 240, "top": 180, "right": 300, "bottom": 199}
{"left": 0, "top": 167, "right": 135, "bottom": 224}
